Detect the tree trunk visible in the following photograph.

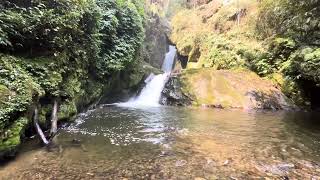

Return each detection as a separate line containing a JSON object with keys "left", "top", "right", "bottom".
{"left": 33, "top": 106, "right": 49, "bottom": 145}
{"left": 50, "top": 98, "right": 59, "bottom": 137}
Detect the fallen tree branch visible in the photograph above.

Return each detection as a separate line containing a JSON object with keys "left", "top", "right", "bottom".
{"left": 33, "top": 106, "right": 49, "bottom": 145}
{"left": 50, "top": 98, "right": 58, "bottom": 137}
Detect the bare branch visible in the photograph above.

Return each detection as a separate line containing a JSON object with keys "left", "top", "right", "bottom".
{"left": 33, "top": 106, "right": 49, "bottom": 145}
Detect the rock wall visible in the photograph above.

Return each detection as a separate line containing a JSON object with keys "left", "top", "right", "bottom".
{"left": 143, "top": 14, "right": 170, "bottom": 69}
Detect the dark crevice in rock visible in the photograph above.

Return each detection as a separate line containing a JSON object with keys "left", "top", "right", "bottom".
{"left": 298, "top": 79, "right": 320, "bottom": 110}
{"left": 176, "top": 52, "right": 188, "bottom": 69}
{"left": 160, "top": 75, "right": 192, "bottom": 106}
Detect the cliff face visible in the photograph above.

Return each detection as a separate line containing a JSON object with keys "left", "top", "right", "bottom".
{"left": 143, "top": 14, "right": 170, "bottom": 69}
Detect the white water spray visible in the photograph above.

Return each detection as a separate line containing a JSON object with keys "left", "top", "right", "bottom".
{"left": 118, "top": 45, "right": 177, "bottom": 107}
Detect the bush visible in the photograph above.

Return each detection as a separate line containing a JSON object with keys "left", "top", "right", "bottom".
{"left": 0, "top": 55, "right": 43, "bottom": 131}
{"left": 0, "top": 0, "right": 145, "bottom": 153}
{"left": 285, "top": 47, "right": 320, "bottom": 85}
{"left": 257, "top": 0, "right": 320, "bottom": 44}
{"left": 96, "top": 0, "right": 144, "bottom": 76}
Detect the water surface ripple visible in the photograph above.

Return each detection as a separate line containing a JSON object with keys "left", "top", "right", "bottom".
{"left": 1, "top": 106, "right": 320, "bottom": 179}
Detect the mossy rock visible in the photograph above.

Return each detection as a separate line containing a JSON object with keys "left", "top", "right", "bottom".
{"left": 0, "top": 117, "right": 28, "bottom": 157}
{"left": 0, "top": 84, "right": 10, "bottom": 106}
{"left": 169, "top": 68, "right": 296, "bottom": 109}
{"left": 58, "top": 100, "right": 77, "bottom": 121}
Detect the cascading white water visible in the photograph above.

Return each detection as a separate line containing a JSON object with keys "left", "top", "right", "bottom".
{"left": 118, "top": 45, "right": 177, "bottom": 107}
{"left": 162, "top": 46, "right": 177, "bottom": 73}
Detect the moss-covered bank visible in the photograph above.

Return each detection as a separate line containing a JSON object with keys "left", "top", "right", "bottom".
{"left": 0, "top": 0, "right": 149, "bottom": 158}
{"left": 0, "top": 52, "right": 155, "bottom": 158}
{"left": 169, "top": 0, "right": 320, "bottom": 109}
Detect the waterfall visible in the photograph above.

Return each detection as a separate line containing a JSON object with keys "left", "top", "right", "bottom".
{"left": 162, "top": 46, "right": 177, "bottom": 73}
{"left": 118, "top": 45, "right": 177, "bottom": 107}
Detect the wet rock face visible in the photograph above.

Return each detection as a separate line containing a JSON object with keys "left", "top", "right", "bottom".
{"left": 245, "top": 91, "right": 291, "bottom": 110}
{"left": 162, "top": 69, "right": 297, "bottom": 110}
{"left": 160, "top": 76, "right": 192, "bottom": 106}
{"left": 144, "top": 14, "right": 170, "bottom": 69}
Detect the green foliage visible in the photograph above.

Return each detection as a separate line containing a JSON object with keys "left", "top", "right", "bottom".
{"left": 248, "top": 37, "right": 297, "bottom": 76}
{"left": 269, "top": 38, "right": 297, "bottom": 60}
{"left": 0, "top": 0, "right": 100, "bottom": 58}
{"left": 285, "top": 47, "right": 320, "bottom": 85}
{"left": 0, "top": 117, "right": 28, "bottom": 152}
{"left": 170, "top": 1, "right": 264, "bottom": 70}
{"left": 0, "top": 0, "right": 145, "bottom": 76}
{"left": 58, "top": 100, "right": 77, "bottom": 121}
{"left": 19, "top": 57, "right": 63, "bottom": 96}
{"left": 254, "top": 0, "right": 320, "bottom": 105}
{"left": 0, "top": 0, "right": 145, "bottom": 153}
{"left": 257, "top": 0, "right": 320, "bottom": 44}
{"left": 0, "top": 0, "right": 145, "bottom": 97}
{"left": 0, "top": 55, "right": 43, "bottom": 132}
{"left": 96, "top": 0, "right": 144, "bottom": 76}
{"left": 249, "top": 57, "right": 273, "bottom": 76}
{"left": 171, "top": 0, "right": 319, "bottom": 106}
{"left": 201, "top": 35, "right": 254, "bottom": 69}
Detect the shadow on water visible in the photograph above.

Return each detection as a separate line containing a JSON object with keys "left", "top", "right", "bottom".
{"left": 283, "top": 111, "right": 320, "bottom": 129}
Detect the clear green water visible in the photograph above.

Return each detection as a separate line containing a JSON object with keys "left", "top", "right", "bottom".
{"left": 1, "top": 106, "right": 320, "bottom": 179}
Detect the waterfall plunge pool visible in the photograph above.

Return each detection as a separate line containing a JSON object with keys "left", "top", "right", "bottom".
{"left": 1, "top": 45, "right": 320, "bottom": 179}
{"left": 1, "top": 106, "right": 320, "bottom": 179}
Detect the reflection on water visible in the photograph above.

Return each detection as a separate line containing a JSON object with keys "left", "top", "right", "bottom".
{"left": 1, "top": 106, "right": 320, "bottom": 179}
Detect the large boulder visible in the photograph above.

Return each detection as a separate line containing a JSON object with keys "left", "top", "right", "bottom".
{"left": 161, "top": 68, "right": 296, "bottom": 110}
{"left": 161, "top": 76, "right": 192, "bottom": 106}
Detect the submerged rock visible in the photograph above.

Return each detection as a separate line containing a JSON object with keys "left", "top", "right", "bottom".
{"left": 72, "top": 138, "right": 82, "bottom": 144}
{"left": 175, "top": 160, "right": 187, "bottom": 167}
{"left": 161, "top": 68, "right": 296, "bottom": 110}
{"left": 255, "top": 163, "right": 295, "bottom": 176}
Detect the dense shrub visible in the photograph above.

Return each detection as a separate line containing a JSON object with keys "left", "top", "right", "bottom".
{"left": 285, "top": 47, "right": 320, "bottom": 85}
{"left": 257, "top": 0, "right": 320, "bottom": 45}
{"left": 0, "top": 0, "right": 145, "bottom": 76}
{"left": 0, "top": 55, "right": 43, "bottom": 132}
{"left": 170, "top": 0, "right": 319, "bottom": 106}
{"left": 0, "top": 0, "right": 145, "bottom": 153}
{"left": 170, "top": 0, "right": 264, "bottom": 70}
{"left": 96, "top": 0, "right": 144, "bottom": 76}
{"left": 255, "top": 0, "right": 320, "bottom": 105}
